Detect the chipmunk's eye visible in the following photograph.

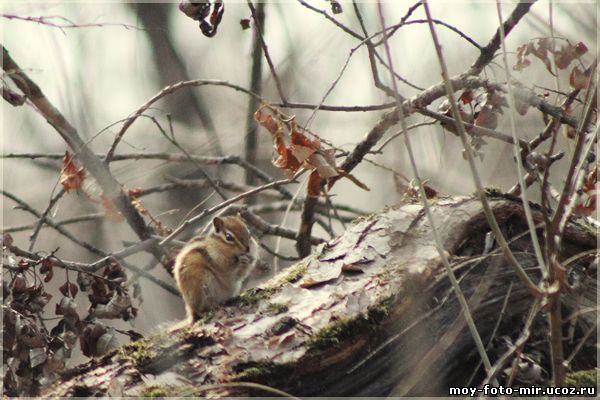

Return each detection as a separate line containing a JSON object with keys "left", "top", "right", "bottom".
{"left": 225, "top": 232, "right": 234, "bottom": 242}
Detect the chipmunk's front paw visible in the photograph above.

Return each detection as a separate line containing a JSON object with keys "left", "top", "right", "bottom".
{"left": 236, "top": 254, "right": 254, "bottom": 265}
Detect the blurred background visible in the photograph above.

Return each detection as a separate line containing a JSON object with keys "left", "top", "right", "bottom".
{"left": 1, "top": 0, "right": 596, "bottom": 363}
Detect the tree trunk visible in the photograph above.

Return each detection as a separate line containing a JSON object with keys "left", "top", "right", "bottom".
{"left": 42, "top": 195, "right": 597, "bottom": 397}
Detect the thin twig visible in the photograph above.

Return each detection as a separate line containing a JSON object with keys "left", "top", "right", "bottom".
{"left": 238, "top": 207, "right": 324, "bottom": 246}
{"left": 149, "top": 115, "right": 227, "bottom": 201}
{"left": 259, "top": 242, "right": 300, "bottom": 261}
{"left": 303, "top": 0, "right": 422, "bottom": 92}
{"left": 372, "top": 122, "right": 436, "bottom": 153}
{"left": 247, "top": 1, "right": 287, "bottom": 103}
{"left": 28, "top": 186, "right": 66, "bottom": 251}
{"left": 564, "top": 321, "right": 597, "bottom": 369}
{"left": 3, "top": 230, "right": 179, "bottom": 295}
{"left": 2, "top": 212, "right": 103, "bottom": 234}
{"left": 1, "top": 14, "right": 144, "bottom": 32}
{"left": 372, "top": 18, "right": 481, "bottom": 50}
{"left": 104, "top": 79, "right": 262, "bottom": 163}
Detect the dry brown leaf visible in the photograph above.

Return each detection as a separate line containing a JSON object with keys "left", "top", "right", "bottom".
{"left": 60, "top": 151, "right": 86, "bottom": 192}
{"left": 460, "top": 89, "right": 474, "bottom": 104}
{"left": 308, "top": 152, "right": 338, "bottom": 179}
{"left": 513, "top": 43, "right": 532, "bottom": 71}
{"left": 255, "top": 109, "right": 283, "bottom": 137}
{"left": 290, "top": 130, "right": 319, "bottom": 163}
{"left": 300, "top": 277, "right": 326, "bottom": 288}
{"left": 528, "top": 38, "right": 553, "bottom": 73}
{"left": 274, "top": 136, "right": 302, "bottom": 178}
{"left": 307, "top": 170, "right": 321, "bottom": 197}
{"left": 475, "top": 106, "right": 499, "bottom": 130}
{"left": 554, "top": 41, "right": 588, "bottom": 70}
{"left": 569, "top": 66, "right": 589, "bottom": 90}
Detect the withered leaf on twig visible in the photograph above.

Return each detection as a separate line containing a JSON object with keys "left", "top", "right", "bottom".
{"left": 60, "top": 151, "right": 86, "bottom": 192}
{"left": 255, "top": 107, "right": 370, "bottom": 197}
{"left": 179, "top": 0, "right": 225, "bottom": 37}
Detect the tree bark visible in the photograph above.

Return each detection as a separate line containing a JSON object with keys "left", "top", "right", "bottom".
{"left": 42, "top": 195, "right": 597, "bottom": 397}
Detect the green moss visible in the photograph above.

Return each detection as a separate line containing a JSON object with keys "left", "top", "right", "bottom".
{"left": 120, "top": 336, "right": 160, "bottom": 366}
{"left": 237, "top": 263, "right": 308, "bottom": 308}
{"left": 368, "top": 296, "right": 395, "bottom": 320}
{"left": 138, "top": 383, "right": 198, "bottom": 398}
{"left": 266, "top": 302, "right": 289, "bottom": 315}
{"left": 306, "top": 296, "right": 395, "bottom": 351}
{"left": 138, "top": 384, "right": 173, "bottom": 398}
{"left": 194, "top": 311, "right": 213, "bottom": 325}
{"left": 351, "top": 213, "right": 377, "bottom": 225}
{"left": 278, "top": 263, "right": 307, "bottom": 284}
{"left": 306, "top": 317, "right": 354, "bottom": 350}
{"left": 565, "top": 369, "right": 598, "bottom": 388}
{"left": 237, "top": 286, "right": 277, "bottom": 307}
{"left": 233, "top": 361, "right": 278, "bottom": 381}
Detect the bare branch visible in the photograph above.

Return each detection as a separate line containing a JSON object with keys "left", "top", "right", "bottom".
{"left": 2, "top": 45, "right": 153, "bottom": 244}
{"left": 467, "top": 0, "right": 536, "bottom": 76}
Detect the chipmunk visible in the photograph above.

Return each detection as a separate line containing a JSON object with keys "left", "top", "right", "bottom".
{"left": 173, "top": 215, "right": 257, "bottom": 325}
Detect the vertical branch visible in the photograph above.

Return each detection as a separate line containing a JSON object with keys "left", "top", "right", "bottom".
{"left": 296, "top": 194, "right": 318, "bottom": 257}
{"left": 244, "top": 1, "right": 266, "bottom": 195}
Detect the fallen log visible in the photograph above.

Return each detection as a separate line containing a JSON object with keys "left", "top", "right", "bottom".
{"left": 43, "top": 195, "right": 597, "bottom": 397}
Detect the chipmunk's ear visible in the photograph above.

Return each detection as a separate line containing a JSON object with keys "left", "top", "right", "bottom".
{"left": 212, "top": 217, "right": 224, "bottom": 233}
{"left": 236, "top": 211, "right": 246, "bottom": 223}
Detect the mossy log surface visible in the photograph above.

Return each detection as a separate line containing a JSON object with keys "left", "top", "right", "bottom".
{"left": 43, "top": 196, "right": 597, "bottom": 397}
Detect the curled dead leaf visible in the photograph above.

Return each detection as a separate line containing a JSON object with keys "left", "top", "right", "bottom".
{"left": 307, "top": 170, "right": 321, "bottom": 197}
{"left": 60, "top": 151, "right": 86, "bottom": 193}
{"left": 299, "top": 277, "right": 322, "bottom": 288}
{"left": 554, "top": 41, "right": 587, "bottom": 70}
{"left": 513, "top": 43, "right": 532, "bottom": 71}
{"left": 474, "top": 106, "right": 499, "bottom": 130}
{"left": 569, "top": 66, "right": 588, "bottom": 90}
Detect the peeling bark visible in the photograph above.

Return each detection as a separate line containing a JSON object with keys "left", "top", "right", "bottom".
{"left": 42, "top": 196, "right": 597, "bottom": 397}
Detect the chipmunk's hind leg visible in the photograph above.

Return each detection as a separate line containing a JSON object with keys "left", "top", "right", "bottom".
{"left": 191, "top": 312, "right": 203, "bottom": 324}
